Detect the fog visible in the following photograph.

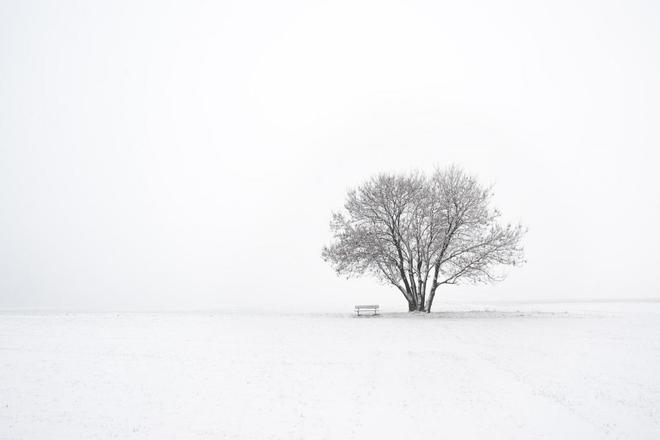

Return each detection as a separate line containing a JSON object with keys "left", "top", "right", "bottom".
{"left": 1, "top": 0, "right": 659, "bottom": 311}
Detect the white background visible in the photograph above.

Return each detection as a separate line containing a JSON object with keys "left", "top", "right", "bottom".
{"left": 1, "top": 0, "right": 659, "bottom": 311}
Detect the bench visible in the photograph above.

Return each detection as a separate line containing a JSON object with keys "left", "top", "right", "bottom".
{"left": 354, "top": 304, "right": 379, "bottom": 316}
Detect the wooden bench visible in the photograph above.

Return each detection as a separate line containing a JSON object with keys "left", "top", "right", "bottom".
{"left": 354, "top": 304, "right": 379, "bottom": 316}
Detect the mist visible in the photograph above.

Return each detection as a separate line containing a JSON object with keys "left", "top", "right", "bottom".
{"left": 1, "top": 0, "right": 659, "bottom": 311}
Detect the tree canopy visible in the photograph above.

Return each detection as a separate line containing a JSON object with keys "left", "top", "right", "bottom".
{"left": 322, "top": 166, "right": 526, "bottom": 312}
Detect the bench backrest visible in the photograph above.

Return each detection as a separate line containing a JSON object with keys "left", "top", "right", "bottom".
{"left": 354, "top": 305, "right": 379, "bottom": 309}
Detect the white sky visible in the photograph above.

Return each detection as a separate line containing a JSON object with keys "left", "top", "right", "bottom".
{"left": 1, "top": 0, "right": 659, "bottom": 311}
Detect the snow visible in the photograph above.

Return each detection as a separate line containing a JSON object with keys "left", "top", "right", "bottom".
{"left": 1, "top": 302, "right": 659, "bottom": 439}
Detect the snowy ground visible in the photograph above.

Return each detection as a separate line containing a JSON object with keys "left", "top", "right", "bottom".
{"left": 1, "top": 302, "right": 659, "bottom": 439}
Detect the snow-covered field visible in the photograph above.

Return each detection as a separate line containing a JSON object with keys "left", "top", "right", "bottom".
{"left": 1, "top": 302, "right": 659, "bottom": 439}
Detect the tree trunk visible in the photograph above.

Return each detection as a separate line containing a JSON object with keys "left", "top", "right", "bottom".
{"left": 416, "top": 278, "right": 425, "bottom": 311}
{"left": 424, "top": 285, "right": 437, "bottom": 313}
{"left": 426, "top": 262, "right": 442, "bottom": 313}
{"left": 408, "top": 297, "right": 419, "bottom": 312}
{"left": 416, "top": 282, "right": 425, "bottom": 311}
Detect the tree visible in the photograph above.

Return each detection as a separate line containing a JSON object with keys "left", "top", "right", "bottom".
{"left": 322, "top": 166, "right": 526, "bottom": 312}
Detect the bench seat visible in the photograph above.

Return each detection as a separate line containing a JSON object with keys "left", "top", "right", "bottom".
{"left": 354, "top": 305, "right": 379, "bottom": 316}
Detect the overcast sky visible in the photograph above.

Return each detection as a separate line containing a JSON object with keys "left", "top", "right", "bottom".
{"left": 1, "top": 0, "right": 659, "bottom": 311}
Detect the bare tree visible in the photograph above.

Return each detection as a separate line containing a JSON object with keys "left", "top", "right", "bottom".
{"left": 322, "top": 166, "right": 526, "bottom": 312}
